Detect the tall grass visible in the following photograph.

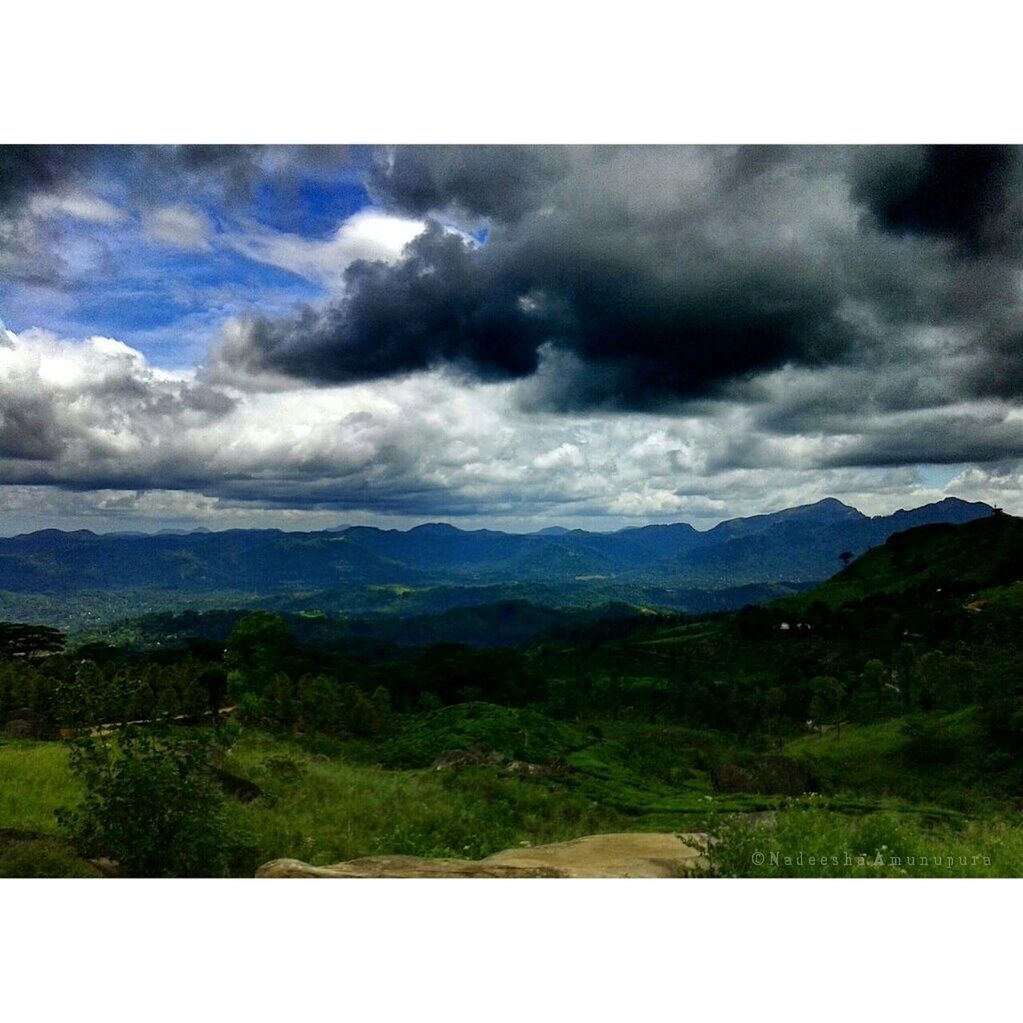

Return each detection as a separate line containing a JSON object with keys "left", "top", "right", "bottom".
{"left": 4, "top": 728, "right": 1022, "bottom": 877}
{"left": 709, "top": 799, "right": 1023, "bottom": 877}
{"left": 225, "top": 731, "right": 618, "bottom": 865}
{"left": 0, "top": 739, "right": 80, "bottom": 834}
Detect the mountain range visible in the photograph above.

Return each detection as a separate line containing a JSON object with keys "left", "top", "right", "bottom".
{"left": 0, "top": 497, "right": 993, "bottom": 605}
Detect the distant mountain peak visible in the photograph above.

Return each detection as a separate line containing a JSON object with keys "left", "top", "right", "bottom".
{"left": 408, "top": 522, "right": 462, "bottom": 535}
{"left": 878, "top": 497, "right": 994, "bottom": 524}
{"left": 789, "top": 497, "right": 865, "bottom": 518}
{"left": 918, "top": 496, "right": 991, "bottom": 511}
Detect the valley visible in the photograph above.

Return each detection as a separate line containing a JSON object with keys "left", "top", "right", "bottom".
{"left": 1, "top": 505, "right": 1021, "bottom": 876}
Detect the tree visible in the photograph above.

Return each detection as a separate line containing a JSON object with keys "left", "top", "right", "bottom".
{"left": 340, "top": 683, "right": 378, "bottom": 737}
{"left": 57, "top": 723, "right": 239, "bottom": 877}
{"left": 266, "top": 671, "right": 297, "bottom": 730}
{"left": 370, "top": 685, "right": 391, "bottom": 733}
{"left": 198, "top": 664, "right": 229, "bottom": 717}
{"left": 762, "top": 686, "right": 786, "bottom": 732}
{"left": 296, "top": 674, "right": 342, "bottom": 733}
{"left": 0, "top": 623, "right": 66, "bottom": 660}
{"left": 225, "top": 612, "right": 295, "bottom": 717}
{"left": 856, "top": 658, "right": 899, "bottom": 720}
{"left": 915, "top": 650, "right": 970, "bottom": 711}
{"left": 55, "top": 659, "right": 103, "bottom": 727}
{"left": 838, "top": 551, "right": 855, "bottom": 568}
{"left": 809, "top": 676, "right": 846, "bottom": 738}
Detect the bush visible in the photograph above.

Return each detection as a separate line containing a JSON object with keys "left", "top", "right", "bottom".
{"left": 0, "top": 835, "right": 100, "bottom": 878}
{"left": 902, "top": 716, "right": 958, "bottom": 765}
{"left": 376, "top": 703, "right": 586, "bottom": 769}
{"left": 708, "top": 801, "right": 1023, "bottom": 877}
{"left": 57, "top": 723, "right": 241, "bottom": 877}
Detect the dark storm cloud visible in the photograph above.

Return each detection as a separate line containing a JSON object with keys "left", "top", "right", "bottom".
{"left": 8, "top": 145, "right": 1023, "bottom": 523}
{"left": 367, "top": 145, "right": 572, "bottom": 222}
{"left": 821, "top": 409, "right": 1023, "bottom": 468}
{"left": 220, "top": 145, "right": 1023, "bottom": 417}
{"left": 0, "top": 393, "right": 67, "bottom": 461}
{"left": 0, "top": 145, "right": 96, "bottom": 211}
{"left": 126, "top": 145, "right": 353, "bottom": 213}
{"left": 226, "top": 224, "right": 550, "bottom": 383}
{"left": 850, "top": 145, "right": 1021, "bottom": 252}
{"left": 227, "top": 147, "right": 871, "bottom": 408}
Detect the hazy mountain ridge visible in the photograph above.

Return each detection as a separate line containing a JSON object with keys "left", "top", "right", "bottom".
{"left": 0, "top": 498, "right": 993, "bottom": 600}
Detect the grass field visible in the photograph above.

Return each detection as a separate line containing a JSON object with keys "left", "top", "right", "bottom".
{"left": 709, "top": 800, "right": 1023, "bottom": 877}
{"left": 2, "top": 703, "right": 1019, "bottom": 877}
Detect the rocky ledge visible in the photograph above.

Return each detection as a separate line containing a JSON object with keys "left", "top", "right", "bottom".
{"left": 257, "top": 832, "right": 709, "bottom": 878}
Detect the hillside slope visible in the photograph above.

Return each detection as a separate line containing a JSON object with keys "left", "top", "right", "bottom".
{"left": 791, "top": 512, "right": 1023, "bottom": 608}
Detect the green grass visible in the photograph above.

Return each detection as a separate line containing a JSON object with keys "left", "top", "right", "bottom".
{"left": 3, "top": 708, "right": 1021, "bottom": 876}
{"left": 0, "top": 739, "right": 80, "bottom": 834}
{"left": 0, "top": 832, "right": 102, "bottom": 877}
{"left": 0, "top": 739, "right": 99, "bottom": 877}
{"left": 785, "top": 513, "right": 1023, "bottom": 610}
{"left": 0, "top": 728, "right": 625, "bottom": 871}
{"left": 784, "top": 710, "right": 1017, "bottom": 811}
{"left": 371, "top": 702, "right": 589, "bottom": 769}
{"left": 223, "top": 730, "right": 618, "bottom": 864}
{"left": 709, "top": 800, "right": 1023, "bottom": 877}
{"left": 973, "top": 581, "right": 1023, "bottom": 611}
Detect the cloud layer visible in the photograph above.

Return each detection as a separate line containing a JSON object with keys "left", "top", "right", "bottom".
{"left": 2, "top": 322, "right": 1022, "bottom": 533}
{"left": 2, "top": 146, "right": 1023, "bottom": 531}
{"left": 221, "top": 146, "right": 1023, "bottom": 416}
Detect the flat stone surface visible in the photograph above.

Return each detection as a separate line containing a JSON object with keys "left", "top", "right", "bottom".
{"left": 257, "top": 832, "right": 708, "bottom": 878}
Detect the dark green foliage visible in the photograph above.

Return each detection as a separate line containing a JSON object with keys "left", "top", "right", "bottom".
{"left": 0, "top": 832, "right": 100, "bottom": 878}
{"left": 1, "top": 510, "right": 1021, "bottom": 876}
{"left": 708, "top": 801, "right": 1023, "bottom": 878}
{"left": 56, "top": 724, "right": 243, "bottom": 877}
{"left": 809, "top": 676, "right": 846, "bottom": 736}
{"left": 901, "top": 716, "right": 958, "bottom": 765}
{"left": 225, "top": 611, "right": 295, "bottom": 709}
{"left": 375, "top": 702, "right": 587, "bottom": 769}
{"left": 0, "top": 622, "right": 65, "bottom": 659}
{"left": 55, "top": 660, "right": 102, "bottom": 727}
{"left": 794, "top": 511, "right": 1021, "bottom": 609}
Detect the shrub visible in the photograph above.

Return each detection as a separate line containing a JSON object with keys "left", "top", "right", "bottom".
{"left": 901, "top": 716, "right": 958, "bottom": 765}
{"left": 57, "top": 723, "right": 240, "bottom": 877}
{"left": 0, "top": 835, "right": 100, "bottom": 878}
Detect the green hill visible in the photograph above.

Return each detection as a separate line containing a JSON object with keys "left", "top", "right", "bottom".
{"left": 789, "top": 511, "right": 1022, "bottom": 609}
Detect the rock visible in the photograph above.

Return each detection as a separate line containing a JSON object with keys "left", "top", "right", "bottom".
{"left": 257, "top": 856, "right": 564, "bottom": 878}
{"left": 505, "top": 756, "right": 572, "bottom": 778}
{"left": 262, "top": 754, "right": 305, "bottom": 780}
{"left": 3, "top": 718, "right": 35, "bottom": 739}
{"left": 211, "top": 766, "right": 264, "bottom": 802}
{"left": 711, "top": 755, "right": 812, "bottom": 796}
{"left": 256, "top": 832, "right": 709, "bottom": 878}
{"left": 710, "top": 762, "right": 756, "bottom": 792}
{"left": 430, "top": 747, "right": 505, "bottom": 771}
{"left": 484, "top": 832, "right": 708, "bottom": 877}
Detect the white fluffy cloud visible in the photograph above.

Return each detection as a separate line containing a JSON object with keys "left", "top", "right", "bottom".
{"left": 28, "top": 191, "right": 124, "bottom": 225}
{"left": 2, "top": 323, "right": 1022, "bottom": 534}
{"left": 142, "top": 204, "right": 213, "bottom": 250}
{"left": 225, "top": 208, "right": 425, "bottom": 286}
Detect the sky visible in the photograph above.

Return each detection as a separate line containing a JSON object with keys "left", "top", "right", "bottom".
{"left": 1, "top": 144, "right": 1022, "bottom": 535}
